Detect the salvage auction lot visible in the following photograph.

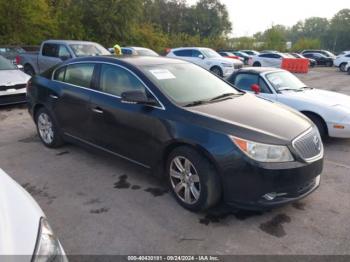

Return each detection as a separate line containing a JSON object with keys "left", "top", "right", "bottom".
{"left": 0, "top": 67, "right": 349, "bottom": 255}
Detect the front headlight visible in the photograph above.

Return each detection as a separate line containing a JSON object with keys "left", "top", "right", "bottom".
{"left": 230, "top": 136, "right": 294, "bottom": 162}
{"left": 221, "top": 63, "right": 233, "bottom": 67}
{"left": 33, "top": 218, "right": 68, "bottom": 262}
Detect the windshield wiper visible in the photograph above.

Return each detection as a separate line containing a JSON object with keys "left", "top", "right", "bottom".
{"left": 278, "top": 87, "right": 302, "bottom": 92}
{"left": 209, "top": 93, "right": 241, "bottom": 101}
{"left": 301, "top": 86, "right": 314, "bottom": 90}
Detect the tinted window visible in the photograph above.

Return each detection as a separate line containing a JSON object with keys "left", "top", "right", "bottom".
{"left": 122, "top": 48, "right": 133, "bottom": 55}
{"left": 173, "top": 50, "right": 192, "bottom": 57}
{"left": 58, "top": 45, "right": 71, "bottom": 58}
{"left": 259, "top": 53, "right": 274, "bottom": 58}
{"left": 53, "top": 66, "right": 66, "bottom": 81}
{"left": 99, "top": 64, "right": 145, "bottom": 97}
{"left": 64, "top": 63, "right": 95, "bottom": 88}
{"left": 258, "top": 77, "right": 271, "bottom": 93}
{"left": 345, "top": 54, "right": 350, "bottom": 58}
{"left": 234, "top": 74, "right": 259, "bottom": 91}
{"left": 192, "top": 50, "right": 203, "bottom": 58}
{"left": 42, "top": 43, "right": 58, "bottom": 57}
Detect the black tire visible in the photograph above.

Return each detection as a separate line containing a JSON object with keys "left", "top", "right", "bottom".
{"left": 348, "top": 68, "right": 350, "bottom": 75}
{"left": 340, "top": 63, "right": 347, "bottom": 72}
{"left": 253, "top": 62, "right": 261, "bottom": 67}
{"left": 303, "top": 112, "right": 327, "bottom": 139}
{"left": 166, "top": 146, "right": 221, "bottom": 212}
{"left": 326, "top": 61, "right": 333, "bottom": 67}
{"left": 24, "top": 64, "right": 35, "bottom": 76}
{"left": 210, "top": 66, "right": 223, "bottom": 77}
{"left": 35, "top": 107, "right": 64, "bottom": 148}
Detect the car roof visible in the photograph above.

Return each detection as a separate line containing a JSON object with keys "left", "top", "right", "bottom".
{"left": 44, "top": 40, "right": 101, "bottom": 45}
{"left": 235, "top": 67, "right": 284, "bottom": 74}
{"left": 69, "top": 55, "right": 187, "bottom": 67}
{"left": 171, "top": 47, "right": 209, "bottom": 51}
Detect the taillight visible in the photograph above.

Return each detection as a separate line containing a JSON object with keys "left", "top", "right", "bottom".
{"left": 15, "top": 55, "right": 20, "bottom": 65}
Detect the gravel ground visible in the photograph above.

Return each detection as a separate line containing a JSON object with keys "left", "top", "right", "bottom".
{"left": 0, "top": 67, "right": 349, "bottom": 255}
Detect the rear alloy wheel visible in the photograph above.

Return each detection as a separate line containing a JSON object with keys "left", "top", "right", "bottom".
{"left": 35, "top": 108, "right": 64, "bottom": 148}
{"left": 253, "top": 62, "right": 261, "bottom": 67}
{"left": 167, "top": 146, "right": 221, "bottom": 211}
{"left": 340, "top": 63, "right": 347, "bottom": 72}
{"left": 210, "top": 66, "right": 223, "bottom": 77}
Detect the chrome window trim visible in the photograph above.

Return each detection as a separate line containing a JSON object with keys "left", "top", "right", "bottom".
{"left": 64, "top": 133, "right": 150, "bottom": 169}
{"left": 292, "top": 127, "right": 324, "bottom": 163}
{"left": 51, "top": 61, "right": 166, "bottom": 110}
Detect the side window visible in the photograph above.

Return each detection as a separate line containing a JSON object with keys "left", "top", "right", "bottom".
{"left": 234, "top": 74, "right": 259, "bottom": 91}
{"left": 58, "top": 45, "right": 71, "bottom": 58}
{"left": 260, "top": 54, "right": 273, "bottom": 58}
{"left": 272, "top": 54, "right": 281, "bottom": 59}
{"left": 192, "top": 50, "right": 203, "bottom": 58}
{"left": 64, "top": 63, "right": 95, "bottom": 88}
{"left": 122, "top": 49, "right": 133, "bottom": 55}
{"left": 173, "top": 50, "right": 192, "bottom": 57}
{"left": 42, "top": 44, "right": 58, "bottom": 57}
{"left": 345, "top": 54, "right": 350, "bottom": 58}
{"left": 258, "top": 77, "right": 271, "bottom": 94}
{"left": 53, "top": 66, "right": 66, "bottom": 81}
{"left": 99, "top": 64, "right": 145, "bottom": 97}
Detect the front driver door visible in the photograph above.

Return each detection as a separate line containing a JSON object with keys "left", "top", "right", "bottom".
{"left": 89, "top": 63, "right": 162, "bottom": 167}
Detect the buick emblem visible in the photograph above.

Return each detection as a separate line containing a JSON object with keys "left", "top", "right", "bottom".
{"left": 313, "top": 136, "right": 321, "bottom": 151}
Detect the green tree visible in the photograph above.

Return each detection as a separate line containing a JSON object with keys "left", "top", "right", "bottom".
{"left": 291, "top": 38, "right": 321, "bottom": 52}
{"left": 329, "top": 9, "right": 350, "bottom": 52}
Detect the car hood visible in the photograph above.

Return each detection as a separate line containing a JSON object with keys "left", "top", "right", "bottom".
{"left": 280, "top": 89, "right": 350, "bottom": 108}
{"left": 0, "top": 169, "right": 43, "bottom": 255}
{"left": 209, "top": 57, "right": 243, "bottom": 65}
{"left": 0, "top": 70, "right": 31, "bottom": 86}
{"left": 187, "top": 93, "right": 311, "bottom": 143}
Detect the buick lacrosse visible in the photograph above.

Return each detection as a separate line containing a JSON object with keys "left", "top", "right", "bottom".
{"left": 27, "top": 56, "right": 323, "bottom": 211}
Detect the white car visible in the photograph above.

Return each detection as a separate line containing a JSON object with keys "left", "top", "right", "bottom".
{"left": 0, "top": 55, "right": 30, "bottom": 105}
{"left": 228, "top": 68, "right": 350, "bottom": 138}
{"left": 334, "top": 52, "right": 350, "bottom": 72}
{"left": 346, "top": 62, "right": 350, "bottom": 74}
{"left": 249, "top": 52, "right": 291, "bottom": 68}
{"left": 166, "top": 47, "right": 243, "bottom": 77}
{"left": 0, "top": 169, "right": 67, "bottom": 260}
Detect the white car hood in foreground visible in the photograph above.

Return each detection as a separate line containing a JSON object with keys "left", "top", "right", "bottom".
{"left": 0, "top": 169, "right": 43, "bottom": 255}
{"left": 280, "top": 88, "right": 350, "bottom": 108}
{"left": 0, "top": 70, "right": 31, "bottom": 86}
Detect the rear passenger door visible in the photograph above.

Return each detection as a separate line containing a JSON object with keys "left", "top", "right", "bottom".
{"left": 51, "top": 63, "right": 96, "bottom": 140}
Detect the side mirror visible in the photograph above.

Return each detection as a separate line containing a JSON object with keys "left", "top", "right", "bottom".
{"left": 250, "top": 84, "right": 261, "bottom": 94}
{"left": 198, "top": 54, "right": 205, "bottom": 59}
{"left": 60, "top": 55, "right": 71, "bottom": 61}
{"left": 121, "top": 90, "right": 157, "bottom": 106}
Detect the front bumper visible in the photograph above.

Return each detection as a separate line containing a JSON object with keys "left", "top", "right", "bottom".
{"left": 221, "top": 158, "right": 323, "bottom": 210}
{"left": 0, "top": 88, "right": 26, "bottom": 106}
{"left": 327, "top": 121, "right": 350, "bottom": 138}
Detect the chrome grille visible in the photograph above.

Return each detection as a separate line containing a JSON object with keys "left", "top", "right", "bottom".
{"left": 0, "top": 84, "right": 26, "bottom": 91}
{"left": 293, "top": 128, "right": 323, "bottom": 162}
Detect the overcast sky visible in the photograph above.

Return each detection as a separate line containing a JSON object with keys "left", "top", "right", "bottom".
{"left": 187, "top": 0, "right": 349, "bottom": 37}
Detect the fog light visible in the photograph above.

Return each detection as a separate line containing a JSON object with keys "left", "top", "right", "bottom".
{"left": 263, "top": 193, "right": 277, "bottom": 201}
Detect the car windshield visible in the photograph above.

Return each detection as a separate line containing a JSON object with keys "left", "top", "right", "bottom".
{"left": 136, "top": 49, "right": 159, "bottom": 57}
{"left": 141, "top": 63, "right": 241, "bottom": 106}
{"left": 201, "top": 48, "right": 221, "bottom": 58}
{"left": 0, "top": 55, "right": 17, "bottom": 70}
{"left": 266, "top": 71, "right": 306, "bottom": 91}
{"left": 69, "top": 43, "right": 110, "bottom": 57}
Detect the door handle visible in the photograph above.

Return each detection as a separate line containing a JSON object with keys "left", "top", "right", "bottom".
{"left": 92, "top": 107, "right": 104, "bottom": 114}
{"left": 50, "top": 94, "right": 58, "bottom": 99}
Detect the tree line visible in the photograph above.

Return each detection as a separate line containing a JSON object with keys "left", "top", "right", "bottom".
{"left": 0, "top": 0, "right": 349, "bottom": 53}
{"left": 0, "top": 0, "right": 231, "bottom": 52}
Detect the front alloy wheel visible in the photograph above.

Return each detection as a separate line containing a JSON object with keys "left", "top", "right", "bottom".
{"left": 170, "top": 156, "right": 201, "bottom": 205}
{"left": 167, "top": 146, "right": 221, "bottom": 211}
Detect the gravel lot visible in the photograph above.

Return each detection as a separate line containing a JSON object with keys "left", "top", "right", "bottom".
{"left": 0, "top": 67, "right": 349, "bottom": 255}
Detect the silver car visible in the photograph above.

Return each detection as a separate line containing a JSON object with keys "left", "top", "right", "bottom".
{"left": 0, "top": 55, "right": 30, "bottom": 105}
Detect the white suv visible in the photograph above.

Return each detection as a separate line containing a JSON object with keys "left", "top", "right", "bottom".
{"left": 166, "top": 47, "right": 243, "bottom": 77}
{"left": 334, "top": 52, "right": 350, "bottom": 72}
